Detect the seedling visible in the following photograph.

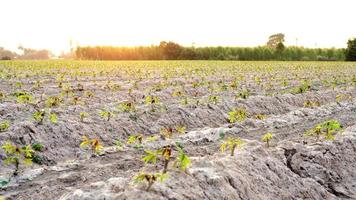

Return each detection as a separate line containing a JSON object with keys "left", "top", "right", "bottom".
{"left": 0, "top": 121, "right": 10, "bottom": 132}
{"left": 33, "top": 110, "right": 45, "bottom": 123}
{"left": 173, "top": 146, "right": 191, "bottom": 172}
{"left": 31, "top": 143, "right": 44, "bottom": 151}
{"left": 219, "top": 129, "right": 225, "bottom": 140}
{"left": 15, "top": 82, "right": 23, "bottom": 88}
{"left": 172, "top": 90, "right": 184, "bottom": 97}
{"left": 208, "top": 95, "right": 219, "bottom": 104}
{"left": 117, "top": 102, "right": 136, "bottom": 113}
{"left": 180, "top": 97, "right": 189, "bottom": 106}
{"left": 145, "top": 95, "right": 160, "bottom": 112}
{"left": 221, "top": 137, "right": 244, "bottom": 156}
{"left": 49, "top": 113, "right": 58, "bottom": 124}
{"left": 16, "top": 94, "right": 34, "bottom": 104}
{"left": 133, "top": 172, "right": 168, "bottom": 191}
{"left": 72, "top": 96, "right": 82, "bottom": 106}
{"left": 293, "top": 80, "right": 310, "bottom": 94}
{"left": 161, "top": 145, "right": 172, "bottom": 174}
{"left": 261, "top": 133, "right": 273, "bottom": 148}
{"left": 45, "top": 96, "right": 62, "bottom": 108}
{"left": 99, "top": 110, "right": 113, "bottom": 121}
{"left": 235, "top": 88, "right": 249, "bottom": 99}
{"left": 304, "top": 120, "right": 342, "bottom": 141}
{"left": 84, "top": 91, "right": 94, "bottom": 98}
{"left": 228, "top": 107, "right": 248, "bottom": 123}
{"left": 230, "top": 79, "right": 238, "bottom": 89}
{"left": 160, "top": 127, "right": 173, "bottom": 139}
{"left": 0, "top": 178, "right": 10, "bottom": 187}
{"left": 253, "top": 114, "right": 266, "bottom": 120}
{"left": 79, "top": 112, "right": 89, "bottom": 122}
{"left": 127, "top": 134, "right": 144, "bottom": 149}
{"left": 0, "top": 92, "right": 5, "bottom": 102}
{"left": 145, "top": 135, "right": 159, "bottom": 142}
{"left": 1, "top": 141, "right": 34, "bottom": 176}
{"left": 80, "top": 136, "right": 104, "bottom": 155}
{"left": 176, "top": 126, "right": 186, "bottom": 135}
{"left": 142, "top": 149, "right": 161, "bottom": 165}
{"left": 303, "top": 100, "right": 320, "bottom": 108}
{"left": 114, "top": 140, "right": 123, "bottom": 150}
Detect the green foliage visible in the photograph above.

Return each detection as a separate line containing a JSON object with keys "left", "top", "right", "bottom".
{"left": 208, "top": 95, "right": 219, "bottom": 104}
{"left": 45, "top": 96, "right": 62, "bottom": 107}
{"left": 0, "top": 121, "right": 10, "bottom": 132}
{"left": 79, "top": 112, "right": 89, "bottom": 122}
{"left": 117, "top": 102, "right": 136, "bottom": 112}
{"left": 114, "top": 140, "right": 123, "bottom": 150}
{"left": 127, "top": 134, "right": 143, "bottom": 146}
{"left": 31, "top": 143, "right": 44, "bottom": 151}
{"left": 253, "top": 114, "right": 266, "bottom": 120}
{"left": 345, "top": 38, "right": 356, "bottom": 61}
{"left": 261, "top": 133, "right": 273, "bottom": 147}
{"left": 304, "top": 120, "right": 342, "bottom": 141}
{"left": 0, "top": 178, "right": 10, "bottom": 186}
{"left": 176, "top": 126, "right": 186, "bottom": 135}
{"left": 219, "top": 129, "right": 225, "bottom": 140}
{"left": 293, "top": 80, "right": 311, "bottom": 94}
{"left": 173, "top": 146, "right": 191, "bottom": 171}
{"left": 49, "top": 113, "right": 58, "bottom": 124}
{"left": 75, "top": 43, "right": 345, "bottom": 61}
{"left": 221, "top": 137, "right": 244, "bottom": 156}
{"left": 0, "top": 92, "right": 5, "bottom": 102}
{"left": 99, "top": 110, "right": 113, "bottom": 121}
{"left": 304, "top": 100, "right": 320, "bottom": 108}
{"left": 145, "top": 95, "right": 160, "bottom": 111}
{"left": 228, "top": 107, "right": 248, "bottom": 123}
{"left": 33, "top": 110, "right": 45, "bottom": 123}
{"left": 133, "top": 172, "right": 168, "bottom": 191}
{"left": 80, "top": 136, "right": 104, "bottom": 155}
{"left": 142, "top": 150, "right": 161, "bottom": 164}
{"left": 16, "top": 94, "right": 34, "bottom": 104}
{"left": 1, "top": 141, "right": 34, "bottom": 176}
{"left": 236, "top": 88, "right": 249, "bottom": 99}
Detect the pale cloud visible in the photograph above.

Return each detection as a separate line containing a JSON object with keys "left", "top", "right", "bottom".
{"left": 0, "top": 0, "right": 355, "bottom": 54}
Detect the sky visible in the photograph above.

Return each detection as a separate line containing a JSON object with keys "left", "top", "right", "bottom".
{"left": 0, "top": 0, "right": 355, "bottom": 55}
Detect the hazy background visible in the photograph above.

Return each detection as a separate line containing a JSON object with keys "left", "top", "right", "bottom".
{"left": 0, "top": 0, "right": 355, "bottom": 54}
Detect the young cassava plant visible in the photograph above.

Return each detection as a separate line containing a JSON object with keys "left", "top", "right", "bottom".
{"left": 228, "top": 107, "right": 248, "bottom": 123}
{"left": 0, "top": 121, "right": 10, "bottom": 132}
{"left": 304, "top": 120, "right": 342, "bottom": 141}
{"left": 221, "top": 137, "right": 244, "bottom": 156}
{"left": 133, "top": 172, "right": 168, "bottom": 191}
{"left": 1, "top": 141, "right": 34, "bottom": 176}
{"left": 80, "top": 136, "right": 104, "bottom": 155}
{"left": 261, "top": 133, "right": 273, "bottom": 148}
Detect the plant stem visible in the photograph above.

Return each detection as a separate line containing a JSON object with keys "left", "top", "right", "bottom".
{"left": 146, "top": 181, "right": 154, "bottom": 191}
{"left": 230, "top": 144, "right": 236, "bottom": 156}
{"left": 163, "top": 159, "right": 170, "bottom": 174}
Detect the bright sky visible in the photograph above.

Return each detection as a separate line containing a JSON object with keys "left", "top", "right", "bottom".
{"left": 0, "top": 0, "right": 355, "bottom": 55}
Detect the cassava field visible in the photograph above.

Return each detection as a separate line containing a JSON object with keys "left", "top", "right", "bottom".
{"left": 0, "top": 60, "right": 356, "bottom": 200}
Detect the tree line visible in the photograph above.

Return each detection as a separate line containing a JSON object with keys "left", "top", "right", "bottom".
{"left": 75, "top": 43, "right": 346, "bottom": 61}
{"left": 75, "top": 35, "right": 356, "bottom": 61}
{"left": 0, "top": 46, "right": 52, "bottom": 60}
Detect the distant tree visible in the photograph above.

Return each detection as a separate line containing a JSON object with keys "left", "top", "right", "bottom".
{"left": 17, "top": 46, "right": 52, "bottom": 60}
{"left": 159, "top": 41, "right": 183, "bottom": 60}
{"left": 345, "top": 38, "right": 356, "bottom": 61}
{"left": 267, "top": 33, "right": 285, "bottom": 49}
{"left": 276, "top": 42, "right": 285, "bottom": 52}
{"left": 0, "top": 47, "right": 17, "bottom": 60}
